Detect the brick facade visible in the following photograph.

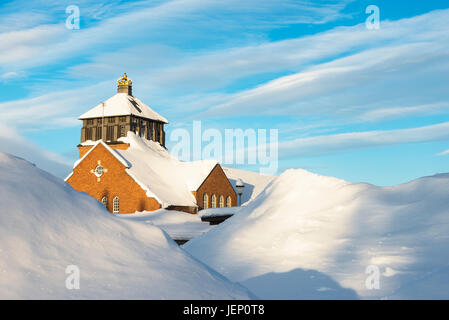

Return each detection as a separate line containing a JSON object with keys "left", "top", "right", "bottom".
{"left": 67, "top": 143, "right": 161, "bottom": 214}
{"left": 195, "top": 164, "right": 237, "bottom": 210}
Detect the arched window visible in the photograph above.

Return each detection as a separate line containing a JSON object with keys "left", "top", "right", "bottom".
{"left": 211, "top": 194, "right": 217, "bottom": 208}
{"left": 101, "top": 196, "right": 108, "bottom": 208}
{"left": 226, "top": 196, "right": 232, "bottom": 207}
{"left": 219, "top": 195, "right": 224, "bottom": 208}
{"left": 203, "top": 193, "right": 209, "bottom": 209}
{"left": 113, "top": 196, "right": 120, "bottom": 213}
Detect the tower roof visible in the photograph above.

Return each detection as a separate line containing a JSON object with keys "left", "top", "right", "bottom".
{"left": 79, "top": 74, "right": 168, "bottom": 123}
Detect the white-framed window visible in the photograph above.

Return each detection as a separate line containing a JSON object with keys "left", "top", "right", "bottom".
{"left": 101, "top": 196, "right": 108, "bottom": 208}
{"left": 226, "top": 196, "right": 232, "bottom": 207}
{"left": 211, "top": 194, "right": 217, "bottom": 208}
{"left": 113, "top": 196, "right": 120, "bottom": 213}
{"left": 219, "top": 195, "right": 224, "bottom": 208}
{"left": 203, "top": 193, "right": 209, "bottom": 209}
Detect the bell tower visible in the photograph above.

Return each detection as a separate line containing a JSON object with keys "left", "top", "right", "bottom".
{"left": 117, "top": 73, "right": 132, "bottom": 96}
{"left": 79, "top": 73, "right": 168, "bottom": 148}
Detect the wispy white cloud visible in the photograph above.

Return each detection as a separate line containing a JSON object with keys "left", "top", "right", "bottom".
{"left": 0, "top": 123, "right": 71, "bottom": 178}
{"left": 437, "top": 149, "right": 449, "bottom": 156}
{"left": 279, "top": 121, "right": 449, "bottom": 157}
{"left": 61, "top": 8, "right": 449, "bottom": 125}
{"left": 0, "top": 81, "right": 110, "bottom": 130}
{"left": 204, "top": 15, "right": 449, "bottom": 121}
{"left": 1, "top": 71, "right": 21, "bottom": 80}
{"left": 0, "top": 0, "right": 354, "bottom": 71}
{"left": 358, "top": 103, "right": 449, "bottom": 122}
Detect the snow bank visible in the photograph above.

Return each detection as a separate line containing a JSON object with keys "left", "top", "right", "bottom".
{"left": 185, "top": 169, "right": 449, "bottom": 299}
{"left": 0, "top": 153, "right": 252, "bottom": 299}
{"left": 118, "top": 209, "right": 213, "bottom": 240}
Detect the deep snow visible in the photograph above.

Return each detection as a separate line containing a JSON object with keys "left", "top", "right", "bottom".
{"left": 118, "top": 209, "right": 213, "bottom": 241}
{"left": 0, "top": 152, "right": 252, "bottom": 299}
{"left": 185, "top": 168, "right": 449, "bottom": 299}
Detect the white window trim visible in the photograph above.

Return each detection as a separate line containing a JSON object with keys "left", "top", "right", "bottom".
{"left": 101, "top": 196, "right": 108, "bottom": 208}
{"left": 113, "top": 196, "right": 120, "bottom": 213}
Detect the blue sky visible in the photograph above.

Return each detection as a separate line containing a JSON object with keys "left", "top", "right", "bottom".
{"left": 1, "top": 0, "right": 449, "bottom": 185}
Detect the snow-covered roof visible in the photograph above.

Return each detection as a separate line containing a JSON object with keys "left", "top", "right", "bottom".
{"left": 223, "top": 167, "right": 275, "bottom": 205}
{"left": 198, "top": 206, "right": 241, "bottom": 218}
{"left": 79, "top": 93, "right": 168, "bottom": 123}
{"left": 181, "top": 160, "right": 219, "bottom": 191}
{"left": 75, "top": 140, "right": 130, "bottom": 169}
{"left": 116, "top": 134, "right": 198, "bottom": 207}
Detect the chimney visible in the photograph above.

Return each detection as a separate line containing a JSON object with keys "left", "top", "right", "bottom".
{"left": 117, "top": 72, "right": 132, "bottom": 95}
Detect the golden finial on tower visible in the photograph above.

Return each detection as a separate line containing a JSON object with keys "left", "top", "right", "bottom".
{"left": 117, "top": 73, "right": 133, "bottom": 95}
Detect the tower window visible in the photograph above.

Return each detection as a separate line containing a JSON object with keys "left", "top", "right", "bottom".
{"left": 203, "top": 193, "right": 209, "bottom": 209}
{"left": 113, "top": 196, "right": 120, "bottom": 213}
{"left": 119, "top": 125, "right": 126, "bottom": 138}
{"left": 106, "top": 126, "right": 114, "bottom": 141}
{"left": 96, "top": 127, "right": 102, "bottom": 140}
{"left": 85, "top": 127, "right": 93, "bottom": 140}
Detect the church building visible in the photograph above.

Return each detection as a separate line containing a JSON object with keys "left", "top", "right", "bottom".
{"left": 65, "top": 73, "right": 237, "bottom": 214}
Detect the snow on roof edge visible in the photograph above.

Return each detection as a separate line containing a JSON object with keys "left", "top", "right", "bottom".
{"left": 65, "top": 140, "right": 131, "bottom": 182}
{"left": 78, "top": 93, "right": 168, "bottom": 123}
{"left": 64, "top": 172, "right": 73, "bottom": 182}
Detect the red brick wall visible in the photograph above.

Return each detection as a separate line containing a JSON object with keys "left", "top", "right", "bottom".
{"left": 67, "top": 143, "right": 161, "bottom": 214}
{"left": 195, "top": 164, "right": 237, "bottom": 210}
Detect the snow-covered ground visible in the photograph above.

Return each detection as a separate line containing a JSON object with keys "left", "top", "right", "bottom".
{"left": 0, "top": 153, "right": 253, "bottom": 299}
{"left": 185, "top": 169, "right": 449, "bottom": 299}
{"left": 118, "top": 209, "right": 213, "bottom": 241}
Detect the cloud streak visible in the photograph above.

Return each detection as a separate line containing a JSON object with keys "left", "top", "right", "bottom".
{"left": 279, "top": 121, "right": 449, "bottom": 158}
{"left": 0, "top": 123, "right": 71, "bottom": 178}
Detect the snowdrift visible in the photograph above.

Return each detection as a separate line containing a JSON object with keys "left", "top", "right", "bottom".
{"left": 185, "top": 169, "right": 449, "bottom": 299}
{"left": 118, "top": 209, "right": 213, "bottom": 241}
{"left": 0, "top": 153, "right": 252, "bottom": 299}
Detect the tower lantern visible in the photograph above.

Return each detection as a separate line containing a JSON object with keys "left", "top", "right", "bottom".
{"left": 79, "top": 73, "right": 168, "bottom": 146}
{"left": 117, "top": 72, "right": 132, "bottom": 95}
